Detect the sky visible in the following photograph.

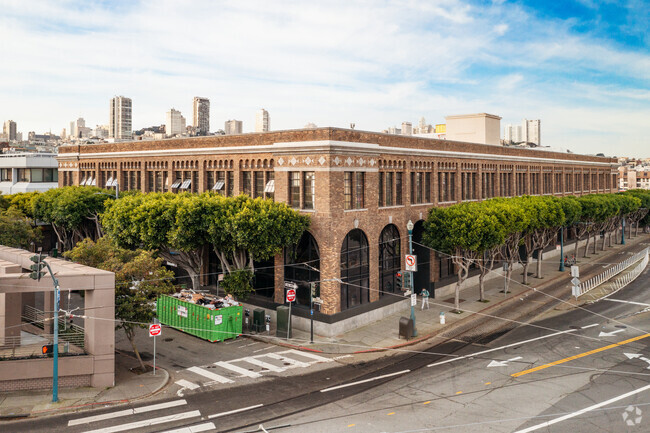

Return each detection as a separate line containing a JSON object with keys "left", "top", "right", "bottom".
{"left": 1, "top": 0, "right": 649, "bottom": 157}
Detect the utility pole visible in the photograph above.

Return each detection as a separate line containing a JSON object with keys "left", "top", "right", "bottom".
{"left": 407, "top": 220, "right": 417, "bottom": 337}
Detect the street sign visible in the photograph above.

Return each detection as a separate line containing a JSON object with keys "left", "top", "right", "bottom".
{"left": 571, "top": 265, "right": 579, "bottom": 278}
{"left": 149, "top": 323, "right": 162, "bottom": 337}
{"left": 284, "top": 281, "right": 298, "bottom": 290}
{"left": 411, "top": 293, "right": 417, "bottom": 306}
{"left": 218, "top": 273, "right": 224, "bottom": 282}
{"left": 286, "top": 288, "right": 296, "bottom": 303}
{"left": 571, "top": 277, "right": 581, "bottom": 286}
{"left": 405, "top": 254, "right": 417, "bottom": 272}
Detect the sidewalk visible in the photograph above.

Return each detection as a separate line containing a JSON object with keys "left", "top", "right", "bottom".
{"left": 255, "top": 234, "right": 650, "bottom": 354}
{"left": 0, "top": 350, "right": 168, "bottom": 419}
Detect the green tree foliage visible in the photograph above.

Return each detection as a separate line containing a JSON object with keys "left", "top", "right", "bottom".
{"left": 32, "top": 186, "right": 112, "bottom": 251}
{"left": 64, "top": 236, "right": 175, "bottom": 372}
{"left": 0, "top": 208, "right": 41, "bottom": 248}
{"left": 624, "top": 190, "right": 650, "bottom": 234}
{"left": 6, "top": 191, "right": 41, "bottom": 218}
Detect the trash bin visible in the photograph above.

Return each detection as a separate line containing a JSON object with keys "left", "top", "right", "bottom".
{"left": 276, "top": 305, "right": 291, "bottom": 338}
{"left": 399, "top": 316, "right": 413, "bottom": 340}
{"left": 156, "top": 294, "right": 243, "bottom": 342}
{"left": 253, "top": 308, "right": 265, "bottom": 333}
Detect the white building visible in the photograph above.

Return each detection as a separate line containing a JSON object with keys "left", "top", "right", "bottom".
{"left": 401, "top": 122, "right": 413, "bottom": 136}
{"left": 193, "top": 97, "right": 210, "bottom": 135}
{"left": 522, "top": 119, "right": 541, "bottom": 145}
{"left": 0, "top": 153, "right": 58, "bottom": 194}
{"left": 445, "top": 113, "right": 502, "bottom": 145}
{"left": 224, "top": 119, "right": 242, "bottom": 135}
{"left": 503, "top": 124, "right": 523, "bottom": 143}
{"left": 109, "top": 96, "right": 132, "bottom": 141}
{"left": 166, "top": 108, "right": 186, "bottom": 137}
{"left": 255, "top": 109, "right": 270, "bottom": 132}
{"left": 70, "top": 118, "right": 91, "bottom": 139}
{"left": 3, "top": 120, "right": 17, "bottom": 141}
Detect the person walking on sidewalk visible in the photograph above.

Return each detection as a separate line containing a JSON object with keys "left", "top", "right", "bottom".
{"left": 421, "top": 288, "right": 430, "bottom": 310}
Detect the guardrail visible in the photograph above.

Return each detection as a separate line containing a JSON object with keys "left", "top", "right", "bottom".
{"left": 0, "top": 332, "right": 85, "bottom": 360}
{"left": 575, "top": 247, "right": 649, "bottom": 298}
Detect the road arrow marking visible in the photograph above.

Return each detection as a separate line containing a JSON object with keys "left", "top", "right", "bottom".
{"left": 487, "top": 356, "right": 522, "bottom": 367}
{"left": 599, "top": 329, "right": 625, "bottom": 337}
{"left": 624, "top": 353, "right": 650, "bottom": 369}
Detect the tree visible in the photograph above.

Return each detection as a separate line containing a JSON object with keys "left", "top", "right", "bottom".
{"left": 64, "top": 236, "right": 175, "bottom": 372}
{"left": 6, "top": 191, "right": 40, "bottom": 218}
{"left": 490, "top": 198, "right": 528, "bottom": 292}
{"left": 205, "top": 194, "right": 311, "bottom": 299}
{"left": 0, "top": 208, "right": 41, "bottom": 248}
{"left": 424, "top": 202, "right": 504, "bottom": 312}
{"left": 625, "top": 190, "right": 650, "bottom": 235}
{"left": 32, "top": 186, "right": 111, "bottom": 251}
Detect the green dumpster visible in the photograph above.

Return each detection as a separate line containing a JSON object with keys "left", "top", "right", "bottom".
{"left": 156, "top": 294, "right": 243, "bottom": 342}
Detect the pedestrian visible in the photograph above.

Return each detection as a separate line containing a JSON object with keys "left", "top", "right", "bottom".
{"left": 421, "top": 288, "right": 430, "bottom": 310}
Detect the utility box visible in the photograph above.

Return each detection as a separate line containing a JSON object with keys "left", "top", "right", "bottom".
{"left": 399, "top": 317, "right": 413, "bottom": 340}
{"left": 276, "top": 305, "right": 291, "bottom": 338}
{"left": 253, "top": 308, "right": 265, "bottom": 333}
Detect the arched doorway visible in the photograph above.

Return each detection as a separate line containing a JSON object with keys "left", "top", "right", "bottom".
{"left": 412, "top": 220, "right": 431, "bottom": 295}
{"left": 340, "top": 229, "right": 370, "bottom": 310}
{"left": 379, "top": 224, "right": 400, "bottom": 296}
{"left": 284, "top": 232, "right": 320, "bottom": 307}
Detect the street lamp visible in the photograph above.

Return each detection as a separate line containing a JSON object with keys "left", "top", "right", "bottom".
{"left": 558, "top": 226, "right": 565, "bottom": 272}
{"left": 621, "top": 217, "right": 626, "bottom": 245}
{"left": 406, "top": 220, "right": 417, "bottom": 337}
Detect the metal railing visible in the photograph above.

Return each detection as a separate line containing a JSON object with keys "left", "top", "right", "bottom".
{"left": 576, "top": 247, "right": 649, "bottom": 298}
{"left": 0, "top": 332, "right": 85, "bottom": 360}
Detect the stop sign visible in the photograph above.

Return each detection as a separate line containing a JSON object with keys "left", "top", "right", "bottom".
{"left": 149, "top": 323, "right": 162, "bottom": 337}
{"left": 286, "top": 289, "right": 296, "bottom": 303}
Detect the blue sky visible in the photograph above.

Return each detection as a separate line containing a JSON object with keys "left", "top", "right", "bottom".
{"left": 1, "top": 0, "right": 648, "bottom": 157}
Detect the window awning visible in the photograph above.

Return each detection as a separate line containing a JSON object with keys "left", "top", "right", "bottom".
{"left": 171, "top": 179, "right": 182, "bottom": 188}
{"left": 105, "top": 177, "right": 114, "bottom": 187}
{"left": 109, "top": 179, "right": 118, "bottom": 187}
{"left": 264, "top": 179, "right": 275, "bottom": 193}
{"left": 212, "top": 180, "right": 225, "bottom": 191}
{"left": 179, "top": 179, "right": 192, "bottom": 190}
{"left": 80, "top": 177, "right": 88, "bottom": 186}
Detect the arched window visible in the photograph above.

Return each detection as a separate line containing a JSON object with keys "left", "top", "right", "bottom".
{"left": 340, "top": 229, "right": 370, "bottom": 310}
{"left": 379, "top": 225, "right": 400, "bottom": 296}
{"left": 284, "top": 232, "right": 320, "bottom": 306}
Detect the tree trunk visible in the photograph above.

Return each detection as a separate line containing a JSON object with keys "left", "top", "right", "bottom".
{"left": 454, "top": 280, "right": 461, "bottom": 313}
{"left": 584, "top": 234, "right": 590, "bottom": 258}
{"left": 478, "top": 272, "right": 485, "bottom": 301}
{"left": 522, "top": 260, "right": 530, "bottom": 284}
{"left": 593, "top": 233, "right": 597, "bottom": 254}
{"left": 536, "top": 250, "right": 543, "bottom": 278}
{"left": 125, "top": 327, "right": 147, "bottom": 372}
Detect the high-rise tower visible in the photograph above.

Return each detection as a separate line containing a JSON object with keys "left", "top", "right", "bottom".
{"left": 109, "top": 96, "right": 132, "bottom": 141}
{"left": 193, "top": 97, "right": 210, "bottom": 135}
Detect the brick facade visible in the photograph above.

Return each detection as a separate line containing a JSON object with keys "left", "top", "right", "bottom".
{"left": 57, "top": 128, "right": 618, "bottom": 316}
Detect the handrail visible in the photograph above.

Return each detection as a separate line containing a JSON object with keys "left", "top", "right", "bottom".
{"left": 575, "top": 247, "right": 649, "bottom": 298}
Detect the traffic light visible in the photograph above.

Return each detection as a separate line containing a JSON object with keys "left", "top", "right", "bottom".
{"left": 396, "top": 272, "right": 402, "bottom": 291}
{"left": 29, "top": 254, "right": 46, "bottom": 281}
{"left": 42, "top": 344, "right": 54, "bottom": 355}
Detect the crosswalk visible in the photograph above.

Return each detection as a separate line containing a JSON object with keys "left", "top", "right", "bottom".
{"left": 66, "top": 399, "right": 213, "bottom": 433}
{"left": 176, "top": 349, "right": 332, "bottom": 393}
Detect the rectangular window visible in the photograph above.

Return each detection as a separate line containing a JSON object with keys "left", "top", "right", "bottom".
{"left": 242, "top": 172, "right": 252, "bottom": 196}
{"left": 254, "top": 171, "right": 264, "bottom": 198}
{"left": 344, "top": 172, "right": 353, "bottom": 210}
{"left": 31, "top": 168, "right": 43, "bottom": 182}
{"left": 1, "top": 168, "right": 12, "bottom": 181}
{"left": 17, "top": 168, "right": 29, "bottom": 182}
{"left": 303, "top": 172, "right": 315, "bottom": 209}
{"left": 425, "top": 172, "right": 431, "bottom": 202}
{"left": 227, "top": 172, "right": 234, "bottom": 196}
{"left": 355, "top": 172, "right": 365, "bottom": 209}
{"left": 289, "top": 172, "right": 301, "bottom": 208}
{"left": 449, "top": 172, "right": 456, "bottom": 201}
{"left": 265, "top": 171, "right": 274, "bottom": 200}
{"left": 395, "top": 172, "right": 403, "bottom": 205}
{"left": 207, "top": 171, "right": 214, "bottom": 191}
{"left": 386, "top": 172, "right": 394, "bottom": 206}
{"left": 378, "top": 172, "right": 384, "bottom": 207}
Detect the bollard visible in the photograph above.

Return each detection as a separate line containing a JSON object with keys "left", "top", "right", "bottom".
{"left": 440, "top": 311, "right": 446, "bottom": 325}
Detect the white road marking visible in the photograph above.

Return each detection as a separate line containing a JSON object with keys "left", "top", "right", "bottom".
{"left": 175, "top": 380, "right": 200, "bottom": 390}
{"left": 513, "top": 384, "right": 650, "bottom": 432}
{"left": 333, "top": 355, "right": 354, "bottom": 360}
{"left": 208, "top": 404, "right": 264, "bottom": 419}
{"left": 281, "top": 349, "right": 332, "bottom": 362}
{"left": 487, "top": 356, "right": 522, "bottom": 368}
{"left": 428, "top": 329, "right": 579, "bottom": 368}
{"left": 252, "top": 346, "right": 274, "bottom": 353}
{"left": 604, "top": 298, "right": 650, "bottom": 307}
{"left": 81, "top": 410, "right": 201, "bottom": 433}
{"left": 599, "top": 329, "right": 626, "bottom": 337}
{"left": 266, "top": 352, "right": 310, "bottom": 368}
{"left": 320, "top": 369, "right": 410, "bottom": 393}
{"left": 158, "top": 422, "right": 216, "bottom": 433}
{"left": 187, "top": 367, "right": 234, "bottom": 384}
{"left": 582, "top": 324, "right": 599, "bottom": 329}
{"left": 624, "top": 353, "right": 650, "bottom": 369}
{"left": 214, "top": 360, "right": 262, "bottom": 378}
{"left": 68, "top": 400, "right": 187, "bottom": 426}
{"left": 244, "top": 357, "right": 286, "bottom": 372}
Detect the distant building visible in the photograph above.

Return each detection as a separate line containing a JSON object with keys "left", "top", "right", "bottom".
{"left": 3, "top": 120, "right": 17, "bottom": 141}
{"left": 70, "top": 118, "right": 91, "bottom": 139}
{"left": 166, "top": 109, "right": 186, "bottom": 137}
{"left": 109, "top": 96, "right": 132, "bottom": 141}
{"left": 61, "top": 128, "right": 67, "bottom": 140}
{"left": 224, "top": 119, "right": 242, "bottom": 135}
{"left": 445, "top": 113, "right": 501, "bottom": 145}
{"left": 522, "top": 119, "right": 541, "bottom": 146}
{"left": 401, "top": 122, "right": 412, "bottom": 136}
{"left": 0, "top": 152, "right": 58, "bottom": 194}
{"left": 255, "top": 109, "right": 270, "bottom": 133}
{"left": 503, "top": 124, "right": 523, "bottom": 143}
{"left": 193, "top": 97, "right": 210, "bottom": 135}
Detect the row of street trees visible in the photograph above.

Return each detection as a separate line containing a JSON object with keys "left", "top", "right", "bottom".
{"left": 423, "top": 191, "right": 649, "bottom": 313}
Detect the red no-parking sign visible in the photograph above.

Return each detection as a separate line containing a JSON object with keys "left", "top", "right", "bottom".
{"left": 149, "top": 323, "right": 162, "bottom": 337}
{"left": 286, "top": 289, "right": 296, "bottom": 303}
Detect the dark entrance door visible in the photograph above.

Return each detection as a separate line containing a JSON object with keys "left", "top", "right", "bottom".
{"left": 412, "top": 221, "right": 431, "bottom": 296}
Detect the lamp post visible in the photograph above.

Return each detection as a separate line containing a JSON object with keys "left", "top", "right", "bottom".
{"left": 558, "top": 227, "right": 565, "bottom": 272}
{"left": 407, "top": 219, "right": 417, "bottom": 337}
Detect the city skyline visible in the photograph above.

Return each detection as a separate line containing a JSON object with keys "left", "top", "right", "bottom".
{"left": 1, "top": 0, "right": 648, "bottom": 156}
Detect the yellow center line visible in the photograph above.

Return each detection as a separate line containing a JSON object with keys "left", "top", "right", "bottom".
{"left": 512, "top": 333, "right": 650, "bottom": 378}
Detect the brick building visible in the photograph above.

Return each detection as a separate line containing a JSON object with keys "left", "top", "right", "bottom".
{"left": 57, "top": 128, "right": 617, "bottom": 330}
